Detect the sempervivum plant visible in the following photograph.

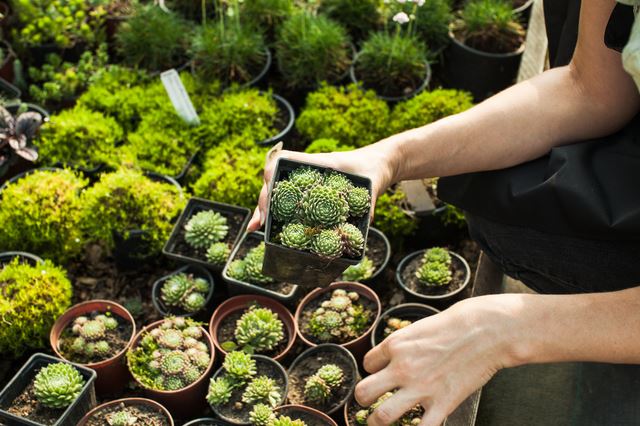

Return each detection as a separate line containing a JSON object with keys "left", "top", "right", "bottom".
{"left": 383, "top": 317, "right": 412, "bottom": 338}
{"left": 416, "top": 247, "right": 452, "bottom": 287}
{"left": 227, "top": 243, "right": 275, "bottom": 285}
{"left": 342, "top": 256, "right": 375, "bottom": 282}
{"left": 222, "top": 305, "right": 285, "bottom": 354}
{"left": 161, "top": 273, "right": 211, "bottom": 313}
{"left": 33, "top": 362, "right": 85, "bottom": 409}
{"left": 305, "top": 289, "right": 371, "bottom": 343}
{"left": 355, "top": 391, "right": 423, "bottom": 425}
{"left": 184, "top": 210, "right": 229, "bottom": 250}
{"left": 304, "top": 364, "right": 344, "bottom": 404}
{"left": 207, "top": 242, "right": 231, "bottom": 266}
{"left": 66, "top": 313, "right": 119, "bottom": 361}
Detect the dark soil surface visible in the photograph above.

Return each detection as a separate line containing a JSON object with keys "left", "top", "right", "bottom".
{"left": 217, "top": 308, "right": 290, "bottom": 358}
{"left": 453, "top": 29, "right": 524, "bottom": 55}
{"left": 288, "top": 347, "right": 357, "bottom": 414}
{"left": 401, "top": 252, "right": 468, "bottom": 297}
{"left": 58, "top": 311, "right": 133, "bottom": 364}
{"left": 365, "top": 232, "right": 387, "bottom": 277}
{"left": 5, "top": 381, "right": 64, "bottom": 425}
{"left": 86, "top": 402, "right": 170, "bottom": 426}
{"left": 277, "top": 406, "right": 333, "bottom": 426}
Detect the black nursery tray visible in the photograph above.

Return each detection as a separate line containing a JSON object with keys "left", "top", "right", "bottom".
{"left": 163, "top": 197, "right": 251, "bottom": 272}
{"left": 263, "top": 158, "right": 373, "bottom": 288}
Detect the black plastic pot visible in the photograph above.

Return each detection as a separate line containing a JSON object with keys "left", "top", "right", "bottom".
{"left": 514, "top": 0, "right": 535, "bottom": 26}
{"left": 0, "top": 40, "right": 15, "bottom": 83}
{"left": 222, "top": 231, "right": 301, "bottom": 305}
{"left": 0, "top": 353, "right": 97, "bottom": 426}
{"left": 0, "top": 251, "right": 44, "bottom": 267}
{"left": 442, "top": 31, "right": 525, "bottom": 101}
{"left": 0, "top": 77, "right": 20, "bottom": 100}
{"left": 183, "top": 419, "right": 229, "bottom": 426}
{"left": 360, "top": 227, "right": 391, "bottom": 286}
{"left": 371, "top": 303, "right": 440, "bottom": 347}
{"left": 263, "top": 158, "right": 373, "bottom": 288}
{"left": 163, "top": 197, "right": 251, "bottom": 272}
{"left": 246, "top": 47, "right": 272, "bottom": 89}
{"left": 152, "top": 264, "right": 215, "bottom": 318}
{"left": 257, "top": 94, "right": 296, "bottom": 146}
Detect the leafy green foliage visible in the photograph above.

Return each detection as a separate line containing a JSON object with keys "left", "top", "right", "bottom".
{"left": 304, "top": 138, "right": 354, "bottom": 154}
{"left": 161, "top": 273, "right": 211, "bottom": 313}
{"left": 184, "top": 210, "right": 229, "bottom": 250}
{"left": 306, "top": 289, "right": 371, "bottom": 343}
{"left": 390, "top": 89, "right": 474, "bottom": 133}
{"left": 0, "top": 169, "right": 87, "bottom": 263}
{"left": 33, "top": 362, "right": 85, "bottom": 409}
{"left": 342, "top": 256, "right": 375, "bottom": 281}
{"left": 453, "top": 0, "right": 524, "bottom": 53}
{"left": 318, "top": 0, "right": 381, "bottom": 42}
{"left": 373, "top": 188, "right": 417, "bottom": 238}
{"left": 297, "top": 84, "right": 390, "bottom": 147}
{"left": 438, "top": 203, "right": 468, "bottom": 228}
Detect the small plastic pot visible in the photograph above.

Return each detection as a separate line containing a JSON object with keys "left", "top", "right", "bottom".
{"left": 343, "top": 227, "right": 391, "bottom": 291}
{"left": 286, "top": 344, "right": 359, "bottom": 416}
{"left": 263, "top": 158, "right": 373, "bottom": 288}
{"left": 257, "top": 94, "right": 296, "bottom": 146}
{"left": 127, "top": 320, "right": 216, "bottom": 418}
{"left": 0, "top": 251, "right": 44, "bottom": 267}
{"left": 395, "top": 250, "right": 472, "bottom": 309}
{"left": 275, "top": 405, "right": 338, "bottom": 426}
{"left": 183, "top": 418, "right": 228, "bottom": 426}
{"left": 152, "top": 264, "right": 215, "bottom": 319}
{"left": 371, "top": 303, "right": 440, "bottom": 348}
{"left": 295, "top": 282, "right": 381, "bottom": 361}
{"left": 0, "top": 353, "right": 97, "bottom": 426}
{"left": 222, "top": 231, "right": 301, "bottom": 305}
{"left": 50, "top": 300, "right": 136, "bottom": 397}
{"left": 77, "top": 397, "right": 173, "bottom": 426}
{"left": 209, "top": 355, "right": 289, "bottom": 426}
{"left": 209, "top": 295, "right": 296, "bottom": 362}
{"left": 514, "top": 0, "right": 535, "bottom": 26}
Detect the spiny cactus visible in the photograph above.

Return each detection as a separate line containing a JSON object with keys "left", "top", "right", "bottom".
{"left": 279, "top": 223, "right": 313, "bottom": 250}
{"left": 306, "top": 289, "right": 371, "bottom": 343}
{"left": 288, "top": 166, "right": 323, "bottom": 190}
{"left": 300, "top": 185, "right": 349, "bottom": 228}
{"left": 207, "top": 242, "right": 231, "bottom": 266}
{"left": 423, "top": 247, "right": 451, "bottom": 266}
{"left": 242, "top": 375, "right": 282, "bottom": 407}
{"left": 223, "top": 350, "right": 257, "bottom": 383}
{"left": 271, "top": 180, "right": 303, "bottom": 222}
{"left": 33, "top": 362, "right": 85, "bottom": 409}
{"left": 337, "top": 223, "right": 364, "bottom": 257}
{"left": 67, "top": 313, "right": 120, "bottom": 360}
{"left": 355, "top": 391, "right": 423, "bottom": 425}
{"left": 384, "top": 317, "right": 413, "bottom": 338}
{"left": 323, "top": 171, "right": 353, "bottom": 194}
{"left": 342, "top": 256, "right": 375, "bottom": 282}
{"left": 160, "top": 273, "right": 211, "bottom": 313}
{"left": 207, "top": 376, "right": 234, "bottom": 405}
{"left": 250, "top": 403, "right": 276, "bottom": 426}
{"left": 233, "top": 306, "right": 285, "bottom": 353}
{"left": 311, "top": 229, "right": 344, "bottom": 259}
{"left": 416, "top": 260, "right": 452, "bottom": 287}
{"left": 184, "top": 210, "right": 229, "bottom": 250}
{"left": 346, "top": 186, "right": 371, "bottom": 218}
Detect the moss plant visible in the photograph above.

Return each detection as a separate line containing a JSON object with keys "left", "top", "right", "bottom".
{"left": 0, "top": 169, "right": 86, "bottom": 263}
{"left": 221, "top": 305, "right": 285, "bottom": 354}
{"left": 37, "top": 106, "right": 123, "bottom": 170}
{"left": 0, "top": 259, "right": 72, "bottom": 357}
{"left": 276, "top": 12, "right": 351, "bottom": 89}
{"left": 304, "top": 138, "right": 354, "bottom": 154}
{"left": 305, "top": 289, "right": 371, "bottom": 343}
{"left": 33, "top": 362, "right": 85, "bottom": 409}
{"left": 161, "top": 273, "right": 211, "bottom": 313}
{"left": 318, "top": 0, "right": 382, "bottom": 42}
{"left": 390, "top": 89, "right": 474, "bottom": 133}
{"left": 80, "top": 169, "right": 185, "bottom": 253}
{"left": 297, "top": 84, "right": 390, "bottom": 147}
{"left": 373, "top": 188, "right": 417, "bottom": 238}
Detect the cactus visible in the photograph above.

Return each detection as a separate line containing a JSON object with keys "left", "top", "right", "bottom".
{"left": 184, "top": 210, "right": 229, "bottom": 250}
{"left": 422, "top": 247, "right": 451, "bottom": 266}
{"left": 223, "top": 350, "right": 257, "bottom": 383}
{"left": 279, "top": 223, "right": 313, "bottom": 250}
{"left": 207, "top": 376, "right": 234, "bottom": 405}
{"left": 355, "top": 391, "right": 423, "bottom": 425}
{"left": 271, "top": 180, "right": 303, "bottom": 222}
{"left": 384, "top": 317, "right": 413, "bottom": 338}
{"left": 234, "top": 306, "right": 285, "bottom": 353}
{"left": 337, "top": 223, "right": 364, "bottom": 257}
{"left": 416, "top": 261, "right": 452, "bottom": 287}
{"left": 160, "top": 273, "right": 211, "bottom": 313}
{"left": 288, "top": 166, "right": 323, "bottom": 190}
{"left": 242, "top": 243, "right": 275, "bottom": 285}
{"left": 300, "top": 185, "right": 349, "bottom": 228}
{"left": 346, "top": 186, "right": 371, "bottom": 217}
{"left": 306, "top": 289, "right": 371, "bottom": 343}
{"left": 311, "top": 229, "right": 344, "bottom": 259}
{"left": 250, "top": 403, "right": 276, "bottom": 426}
{"left": 342, "top": 256, "right": 375, "bottom": 282}
{"left": 67, "top": 313, "right": 120, "bottom": 360}
{"left": 207, "top": 242, "right": 231, "bottom": 266}
{"left": 323, "top": 171, "right": 353, "bottom": 194}
{"left": 33, "top": 362, "right": 85, "bottom": 409}
{"left": 242, "top": 376, "right": 282, "bottom": 407}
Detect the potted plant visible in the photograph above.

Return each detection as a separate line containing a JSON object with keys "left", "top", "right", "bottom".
{"left": 222, "top": 232, "right": 301, "bottom": 304}
{"left": 386, "top": 0, "right": 454, "bottom": 54}
{"left": 164, "top": 197, "right": 251, "bottom": 271}
{"left": 287, "top": 344, "right": 358, "bottom": 416}
{"left": 0, "top": 251, "right": 43, "bottom": 266}
{"left": 209, "top": 295, "right": 296, "bottom": 362}
{"left": 396, "top": 247, "right": 472, "bottom": 308}
{"left": 318, "top": 0, "right": 382, "bottom": 44}
{"left": 341, "top": 227, "right": 391, "bottom": 286}
{"left": 371, "top": 303, "right": 439, "bottom": 347}
{"left": 207, "top": 351, "right": 288, "bottom": 425}
{"left": 444, "top": 0, "right": 526, "bottom": 100}
{"left": 50, "top": 300, "right": 136, "bottom": 396}
{"left": 344, "top": 392, "right": 423, "bottom": 426}
{"left": 78, "top": 397, "right": 173, "bottom": 426}
{"left": 152, "top": 265, "right": 215, "bottom": 318}
{"left": 263, "top": 158, "right": 373, "bottom": 288}
{"left": 240, "top": 0, "right": 293, "bottom": 41}
{"left": 126, "top": 317, "right": 215, "bottom": 417}
{"left": 274, "top": 405, "right": 339, "bottom": 426}
{"left": 295, "top": 282, "right": 381, "bottom": 360}
{"left": 104, "top": 0, "right": 136, "bottom": 56}
{"left": 0, "top": 353, "right": 96, "bottom": 425}
{"left": 0, "top": 104, "right": 44, "bottom": 183}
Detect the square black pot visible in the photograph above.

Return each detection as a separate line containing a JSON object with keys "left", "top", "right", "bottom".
{"left": 163, "top": 197, "right": 251, "bottom": 272}
{"left": 263, "top": 158, "right": 373, "bottom": 288}
{"left": 0, "top": 353, "right": 97, "bottom": 426}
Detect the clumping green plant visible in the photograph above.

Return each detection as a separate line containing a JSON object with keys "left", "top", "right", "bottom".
{"left": 33, "top": 362, "right": 85, "bottom": 409}
{"left": 297, "top": 84, "right": 390, "bottom": 147}
{"left": 223, "top": 350, "right": 257, "bottom": 383}
{"left": 127, "top": 317, "right": 211, "bottom": 391}
{"left": 416, "top": 247, "right": 453, "bottom": 287}
{"left": 423, "top": 247, "right": 451, "bottom": 265}
{"left": 304, "top": 364, "right": 344, "bottom": 404}
{"left": 304, "top": 138, "right": 354, "bottom": 154}
{"left": 373, "top": 188, "right": 418, "bottom": 239}
{"left": 318, "top": 0, "right": 381, "bottom": 42}
{"left": 161, "top": 273, "right": 211, "bottom": 313}
{"left": 226, "top": 242, "right": 275, "bottom": 285}
{"left": 221, "top": 305, "right": 285, "bottom": 354}
{"left": 383, "top": 317, "right": 413, "bottom": 338}
{"left": 116, "top": 4, "right": 190, "bottom": 71}
{"left": 105, "top": 409, "right": 138, "bottom": 426}
{"left": 0, "top": 169, "right": 86, "bottom": 263}
{"left": 242, "top": 375, "right": 282, "bottom": 407}
{"left": 250, "top": 403, "right": 276, "bottom": 426}
{"left": 80, "top": 169, "right": 185, "bottom": 253}
{"left": 64, "top": 313, "right": 119, "bottom": 361}
{"left": 355, "top": 391, "right": 423, "bottom": 425}
{"left": 305, "top": 289, "right": 371, "bottom": 343}
{"left": 184, "top": 210, "right": 229, "bottom": 250}
{"left": 438, "top": 203, "right": 468, "bottom": 228}
{"left": 387, "top": 0, "right": 453, "bottom": 51}
{"left": 271, "top": 416, "right": 307, "bottom": 426}
{"left": 207, "top": 242, "right": 232, "bottom": 266}
{"left": 37, "top": 106, "right": 123, "bottom": 170}
{"left": 342, "top": 256, "right": 375, "bottom": 282}
{"left": 241, "top": 0, "right": 293, "bottom": 35}
{"left": 276, "top": 12, "right": 352, "bottom": 89}
{"left": 0, "top": 260, "right": 72, "bottom": 357}
{"left": 390, "top": 89, "right": 474, "bottom": 133}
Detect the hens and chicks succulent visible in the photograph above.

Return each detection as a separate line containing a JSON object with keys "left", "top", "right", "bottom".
{"left": 416, "top": 247, "right": 453, "bottom": 287}
{"left": 305, "top": 289, "right": 371, "bottom": 343}
{"left": 184, "top": 210, "right": 231, "bottom": 266}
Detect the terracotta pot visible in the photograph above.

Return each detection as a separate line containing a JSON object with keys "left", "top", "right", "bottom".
{"left": 77, "top": 397, "right": 173, "bottom": 426}
{"left": 50, "top": 299, "right": 136, "bottom": 397}
{"left": 127, "top": 319, "right": 216, "bottom": 418}
{"left": 295, "top": 282, "right": 382, "bottom": 361}
{"left": 209, "top": 295, "right": 296, "bottom": 362}
{"left": 371, "top": 303, "right": 440, "bottom": 347}
{"left": 275, "top": 405, "right": 338, "bottom": 426}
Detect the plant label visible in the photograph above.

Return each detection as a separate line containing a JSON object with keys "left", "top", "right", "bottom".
{"left": 160, "top": 69, "right": 200, "bottom": 126}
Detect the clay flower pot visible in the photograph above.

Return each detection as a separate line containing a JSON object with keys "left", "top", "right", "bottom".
{"left": 295, "top": 281, "right": 382, "bottom": 361}
{"left": 77, "top": 397, "right": 173, "bottom": 426}
{"left": 371, "top": 303, "right": 440, "bottom": 347}
{"left": 50, "top": 299, "right": 136, "bottom": 396}
{"left": 275, "top": 405, "right": 338, "bottom": 426}
{"left": 209, "top": 295, "right": 296, "bottom": 362}
{"left": 127, "top": 319, "right": 216, "bottom": 418}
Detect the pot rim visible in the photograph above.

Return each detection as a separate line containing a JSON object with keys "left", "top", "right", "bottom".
{"left": 0, "top": 251, "right": 44, "bottom": 265}
{"left": 371, "top": 302, "right": 440, "bottom": 347}
{"left": 275, "top": 404, "right": 339, "bottom": 426}
{"left": 77, "top": 397, "right": 174, "bottom": 426}
{"left": 257, "top": 93, "right": 296, "bottom": 146}
{"left": 447, "top": 30, "right": 526, "bottom": 58}
{"left": 362, "top": 227, "right": 391, "bottom": 283}
{"left": 513, "top": 0, "right": 535, "bottom": 14}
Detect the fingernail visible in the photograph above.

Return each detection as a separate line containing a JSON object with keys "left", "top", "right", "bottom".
{"left": 259, "top": 210, "right": 266, "bottom": 227}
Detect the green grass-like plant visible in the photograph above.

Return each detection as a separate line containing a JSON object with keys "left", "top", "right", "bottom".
{"left": 390, "top": 89, "right": 474, "bottom": 133}
{"left": 318, "top": 0, "right": 382, "bottom": 42}
{"left": 241, "top": 0, "right": 293, "bottom": 35}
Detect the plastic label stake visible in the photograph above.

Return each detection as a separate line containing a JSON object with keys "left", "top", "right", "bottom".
{"left": 160, "top": 69, "right": 200, "bottom": 125}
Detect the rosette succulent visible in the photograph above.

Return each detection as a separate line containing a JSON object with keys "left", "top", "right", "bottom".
{"left": 300, "top": 185, "right": 349, "bottom": 228}
{"left": 184, "top": 210, "right": 229, "bottom": 250}
{"left": 346, "top": 187, "right": 371, "bottom": 217}
{"left": 416, "top": 261, "right": 452, "bottom": 287}
{"left": 304, "top": 364, "right": 344, "bottom": 404}
{"left": 306, "top": 289, "right": 371, "bottom": 343}
{"left": 337, "top": 223, "right": 365, "bottom": 257}
{"left": 207, "top": 242, "right": 231, "bottom": 266}
{"left": 323, "top": 171, "right": 353, "bottom": 194}
{"left": 229, "top": 243, "right": 275, "bottom": 285}
{"left": 230, "top": 306, "right": 285, "bottom": 354}
{"left": 33, "top": 362, "right": 85, "bottom": 409}
{"left": 160, "top": 273, "right": 211, "bottom": 313}
{"left": 279, "top": 223, "right": 313, "bottom": 250}
{"left": 271, "top": 180, "right": 303, "bottom": 222}
{"left": 106, "top": 410, "right": 137, "bottom": 426}
{"left": 223, "top": 350, "right": 257, "bottom": 383}
{"left": 423, "top": 247, "right": 451, "bottom": 265}
{"left": 311, "top": 229, "right": 344, "bottom": 259}
{"left": 384, "top": 317, "right": 412, "bottom": 338}
{"left": 242, "top": 376, "right": 282, "bottom": 407}
{"left": 272, "top": 416, "right": 308, "bottom": 426}
{"left": 66, "top": 313, "right": 119, "bottom": 360}
{"left": 288, "top": 166, "right": 323, "bottom": 190}
{"left": 342, "top": 256, "right": 375, "bottom": 282}
{"left": 250, "top": 403, "right": 275, "bottom": 426}
{"left": 207, "top": 376, "right": 234, "bottom": 405}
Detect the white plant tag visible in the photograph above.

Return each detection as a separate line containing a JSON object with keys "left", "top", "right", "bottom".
{"left": 160, "top": 69, "right": 200, "bottom": 125}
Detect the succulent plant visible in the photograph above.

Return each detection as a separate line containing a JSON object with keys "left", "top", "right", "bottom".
{"left": 306, "top": 289, "right": 371, "bottom": 343}
{"left": 207, "top": 376, "right": 234, "bottom": 405}
{"left": 223, "top": 350, "right": 257, "bottom": 383}
{"left": 67, "top": 313, "right": 120, "bottom": 360}
{"left": 227, "top": 259, "right": 248, "bottom": 281}
{"left": 233, "top": 306, "right": 285, "bottom": 353}
{"left": 342, "top": 256, "right": 375, "bottom": 282}
{"left": 207, "top": 242, "right": 231, "bottom": 266}
{"left": 241, "top": 243, "right": 275, "bottom": 285}
{"left": 279, "top": 223, "right": 313, "bottom": 250}
{"left": 160, "top": 273, "right": 211, "bottom": 313}
{"left": 337, "top": 223, "right": 365, "bottom": 257}
{"left": 107, "top": 410, "right": 138, "bottom": 426}
{"left": 311, "top": 229, "right": 344, "bottom": 259}
{"left": 33, "top": 362, "right": 85, "bottom": 409}
{"left": 242, "top": 376, "right": 282, "bottom": 407}
{"left": 422, "top": 247, "right": 451, "bottom": 266}
{"left": 346, "top": 186, "right": 371, "bottom": 218}
{"left": 250, "top": 403, "right": 276, "bottom": 426}
{"left": 271, "top": 416, "right": 307, "bottom": 426}
{"left": 355, "top": 391, "right": 423, "bottom": 425}
{"left": 416, "top": 261, "right": 452, "bottom": 287}
{"left": 288, "top": 166, "right": 323, "bottom": 190}
{"left": 271, "top": 180, "right": 303, "bottom": 222}
{"left": 184, "top": 210, "right": 229, "bottom": 250}
{"left": 317, "top": 364, "right": 344, "bottom": 388}
{"left": 323, "top": 171, "right": 353, "bottom": 194}
{"left": 384, "top": 317, "right": 413, "bottom": 338}
{"left": 300, "top": 185, "right": 349, "bottom": 228}
{"left": 304, "top": 374, "right": 331, "bottom": 403}
{"left": 0, "top": 106, "right": 43, "bottom": 166}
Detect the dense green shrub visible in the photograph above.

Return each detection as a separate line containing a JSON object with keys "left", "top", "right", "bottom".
{"left": 81, "top": 169, "right": 186, "bottom": 253}
{"left": 373, "top": 188, "right": 417, "bottom": 238}
{"left": 297, "top": 84, "right": 389, "bottom": 147}
{"left": 318, "top": 0, "right": 381, "bottom": 42}
{"left": 241, "top": 0, "right": 293, "bottom": 35}
{"left": 304, "top": 138, "right": 354, "bottom": 154}
{"left": 37, "top": 106, "right": 123, "bottom": 169}
{"left": 390, "top": 89, "right": 474, "bottom": 133}
{"left": 0, "top": 169, "right": 86, "bottom": 263}
{"left": 0, "top": 259, "right": 72, "bottom": 357}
